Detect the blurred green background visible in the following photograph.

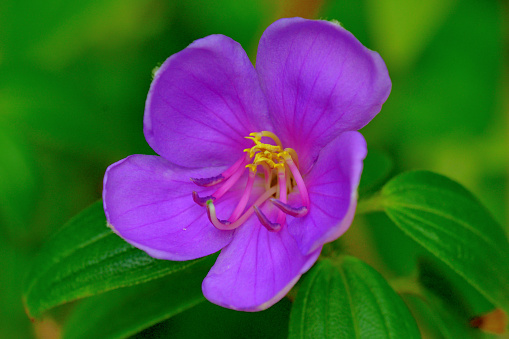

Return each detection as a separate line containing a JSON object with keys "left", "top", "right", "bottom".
{"left": 1, "top": 0, "right": 507, "bottom": 338}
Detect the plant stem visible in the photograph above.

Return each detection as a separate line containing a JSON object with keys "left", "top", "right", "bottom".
{"left": 355, "top": 192, "right": 385, "bottom": 215}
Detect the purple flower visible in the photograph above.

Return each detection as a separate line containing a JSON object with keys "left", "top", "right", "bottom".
{"left": 103, "top": 18, "right": 391, "bottom": 311}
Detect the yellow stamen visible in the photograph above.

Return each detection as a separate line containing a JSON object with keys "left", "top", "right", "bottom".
{"left": 243, "top": 131, "right": 288, "bottom": 172}
{"left": 284, "top": 148, "right": 299, "bottom": 169}
{"left": 195, "top": 131, "right": 308, "bottom": 233}
{"left": 246, "top": 164, "right": 258, "bottom": 173}
{"left": 259, "top": 131, "right": 283, "bottom": 148}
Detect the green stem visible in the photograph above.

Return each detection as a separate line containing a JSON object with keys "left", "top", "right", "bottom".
{"left": 355, "top": 192, "right": 385, "bottom": 215}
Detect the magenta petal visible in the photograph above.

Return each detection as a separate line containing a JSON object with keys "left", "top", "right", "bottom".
{"left": 202, "top": 205, "right": 321, "bottom": 311}
{"left": 256, "top": 18, "right": 390, "bottom": 171}
{"left": 145, "top": 34, "right": 271, "bottom": 168}
{"left": 287, "top": 131, "right": 367, "bottom": 255}
{"left": 103, "top": 155, "right": 236, "bottom": 260}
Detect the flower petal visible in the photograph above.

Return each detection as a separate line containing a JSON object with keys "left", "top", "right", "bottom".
{"left": 145, "top": 35, "right": 271, "bottom": 168}
{"left": 287, "top": 131, "right": 367, "bottom": 255}
{"left": 202, "top": 205, "right": 321, "bottom": 311}
{"left": 103, "top": 154, "right": 237, "bottom": 260}
{"left": 256, "top": 18, "right": 390, "bottom": 171}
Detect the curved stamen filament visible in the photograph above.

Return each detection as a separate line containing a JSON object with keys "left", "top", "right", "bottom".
{"left": 260, "top": 162, "right": 271, "bottom": 190}
{"left": 191, "top": 154, "right": 248, "bottom": 187}
{"left": 254, "top": 206, "right": 281, "bottom": 232}
{"left": 270, "top": 198, "right": 308, "bottom": 217}
{"left": 284, "top": 148, "right": 299, "bottom": 169}
{"left": 283, "top": 153, "right": 310, "bottom": 211}
{"left": 228, "top": 169, "right": 256, "bottom": 222}
{"left": 206, "top": 201, "right": 232, "bottom": 230}
{"left": 276, "top": 166, "right": 287, "bottom": 225}
{"left": 192, "top": 191, "right": 214, "bottom": 206}
{"left": 207, "top": 186, "right": 277, "bottom": 231}
{"left": 223, "top": 154, "right": 249, "bottom": 178}
{"left": 196, "top": 131, "right": 309, "bottom": 233}
{"left": 190, "top": 174, "right": 225, "bottom": 187}
{"left": 211, "top": 163, "right": 245, "bottom": 201}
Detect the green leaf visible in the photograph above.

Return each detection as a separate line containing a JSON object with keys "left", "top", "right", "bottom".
{"left": 136, "top": 298, "right": 292, "bottom": 339}
{"left": 402, "top": 294, "right": 481, "bottom": 339}
{"left": 381, "top": 171, "right": 509, "bottom": 311}
{"left": 418, "top": 257, "right": 494, "bottom": 317}
{"left": 23, "top": 201, "right": 212, "bottom": 319}
{"left": 289, "top": 258, "right": 420, "bottom": 338}
{"left": 63, "top": 254, "right": 214, "bottom": 339}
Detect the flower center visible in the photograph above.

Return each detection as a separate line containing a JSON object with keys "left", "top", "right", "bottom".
{"left": 191, "top": 131, "right": 310, "bottom": 232}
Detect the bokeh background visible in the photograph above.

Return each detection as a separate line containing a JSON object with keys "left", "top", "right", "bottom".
{"left": 1, "top": 0, "right": 507, "bottom": 338}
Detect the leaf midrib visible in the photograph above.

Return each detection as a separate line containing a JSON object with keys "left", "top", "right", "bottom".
{"left": 24, "top": 228, "right": 112, "bottom": 300}
{"left": 387, "top": 209, "right": 509, "bottom": 310}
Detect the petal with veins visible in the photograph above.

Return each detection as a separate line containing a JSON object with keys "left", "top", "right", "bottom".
{"left": 257, "top": 18, "right": 390, "bottom": 172}
{"left": 103, "top": 155, "right": 239, "bottom": 260}
{"left": 203, "top": 204, "right": 321, "bottom": 311}
{"left": 145, "top": 35, "right": 272, "bottom": 168}
{"left": 287, "top": 131, "right": 367, "bottom": 255}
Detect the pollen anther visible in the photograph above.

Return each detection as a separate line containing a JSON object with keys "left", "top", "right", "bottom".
{"left": 192, "top": 131, "right": 309, "bottom": 232}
